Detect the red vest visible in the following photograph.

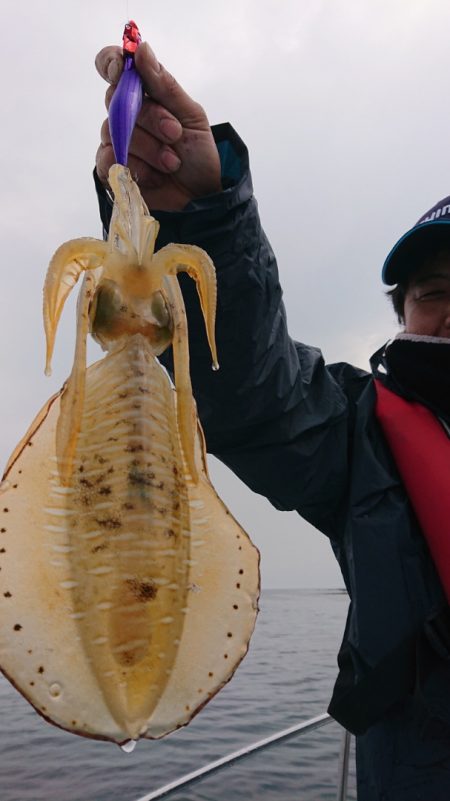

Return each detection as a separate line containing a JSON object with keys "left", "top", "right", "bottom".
{"left": 375, "top": 379, "right": 450, "bottom": 603}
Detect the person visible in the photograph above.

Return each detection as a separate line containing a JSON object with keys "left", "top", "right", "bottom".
{"left": 94, "top": 42, "right": 450, "bottom": 801}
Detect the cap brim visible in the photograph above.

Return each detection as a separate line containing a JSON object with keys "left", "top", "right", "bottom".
{"left": 382, "top": 220, "right": 450, "bottom": 285}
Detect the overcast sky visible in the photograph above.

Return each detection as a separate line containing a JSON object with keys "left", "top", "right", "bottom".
{"left": 1, "top": 0, "right": 449, "bottom": 588}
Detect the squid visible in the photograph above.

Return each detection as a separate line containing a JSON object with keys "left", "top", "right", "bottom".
{"left": 0, "top": 161, "right": 260, "bottom": 745}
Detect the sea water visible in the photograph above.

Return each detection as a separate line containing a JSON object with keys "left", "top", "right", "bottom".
{"left": 0, "top": 590, "right": 357, "bottom": 801}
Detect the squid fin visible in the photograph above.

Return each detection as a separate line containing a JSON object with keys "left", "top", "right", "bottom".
{"left": 2, "top": 392, "right": 62, "bottom": 480}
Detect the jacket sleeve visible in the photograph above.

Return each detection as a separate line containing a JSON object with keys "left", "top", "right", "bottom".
{"left": 94, "top": 123, "right": 351, "bottom": 537}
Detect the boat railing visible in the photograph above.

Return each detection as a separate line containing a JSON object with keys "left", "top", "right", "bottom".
{"left": 131, "top": 713, "right": 352, "bottom": 801}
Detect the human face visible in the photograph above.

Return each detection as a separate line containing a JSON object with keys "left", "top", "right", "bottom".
{"left": 404, "top": 252, "right": 450, "bottom": 338}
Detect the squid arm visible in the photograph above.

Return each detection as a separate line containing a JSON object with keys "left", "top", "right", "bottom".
{"left": 108, "top": 165, "right": 158, "bottom": 266}
{"left": 56, "top": 271, "right": 101, "bottom": 485}
{"left": 151, "top": 244, "right": 219, "bottom": 371}
{"left": 162, "top": 275, "right": 198, "bottom": 483}
{"left": 43, "top": 238, "right": 108, "bottom": 375}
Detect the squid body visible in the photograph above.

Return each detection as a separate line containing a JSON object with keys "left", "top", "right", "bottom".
{"left": 0, "top": 165, "right": 260, "bottom": 745}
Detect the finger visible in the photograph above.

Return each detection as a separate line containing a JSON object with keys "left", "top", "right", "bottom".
{"left": 96, "top": 143, "right": 115, "bottom": 185}
{"left": 96, "top": 143, "right": 167, "bottom": 193}
{"left": 100, "top": 119, "right": 181, "bottom": 174}
{"left": 105, "top": 84, "right": 115, "bottom": 109}
{"left": 104, "top": 89, "right": 182, "bottom": 144}
{"left": 100, "top": 117, "right": 111, "bottom": 146}
{"left": 134, "top": 42, "right": 208, "bottom": 127}
{"left": 95, "top": 46, "right": 123, "bottom": 85}
{"left": 129, "top": 125, "right": 181, "bottom": 173}
{"left": 138, "top": 101, "right": 183, "bottom": 143}
{"left": 127, "top": 154, "right": 167, "bottom": 191}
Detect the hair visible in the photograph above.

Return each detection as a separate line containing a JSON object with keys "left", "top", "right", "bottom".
{"left": 386, "top": 283, "right": 407, "bottom": 324}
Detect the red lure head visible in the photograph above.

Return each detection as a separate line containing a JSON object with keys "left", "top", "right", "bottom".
{"left": 123, "top": 20, "right": 141, "bottom": 54}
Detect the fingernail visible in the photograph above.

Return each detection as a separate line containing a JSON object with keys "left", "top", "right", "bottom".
{"left": 140, "top": 41, "right": 161, "bottom": 73}
{"left": 160, "top": 117, "right": 181, "bottom": 141}
{"left": 162, "top": 150, "right": 181, "bottom": 172}
{"left": 107, "top": 58, "right": 122, "bottom": 84}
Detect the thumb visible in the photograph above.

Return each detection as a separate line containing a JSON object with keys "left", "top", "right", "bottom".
{"left": 135, "top": 42, "right": 208, "bottom": 128}
{"left": 95, "top": 45, "right": 123, "bottom": 85}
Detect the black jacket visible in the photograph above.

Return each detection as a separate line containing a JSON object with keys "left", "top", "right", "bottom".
{"left": 95, "top": 124, "right": 449, "bottom": 735}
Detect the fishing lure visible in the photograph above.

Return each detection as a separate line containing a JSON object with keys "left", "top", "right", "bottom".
{"left": 0, "top": 23, "right": 259, "bottom": 746}
{"left": 108, "top": 20, "right": 143, "bottom": 166}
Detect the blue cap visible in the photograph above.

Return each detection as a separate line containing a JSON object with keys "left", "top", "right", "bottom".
{"left": 382, "top": 196, "right": 450, "bottom": 285}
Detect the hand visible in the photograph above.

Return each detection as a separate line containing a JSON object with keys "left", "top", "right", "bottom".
{"left": 95, "top": 42, "right": 222, "bottom": 211}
